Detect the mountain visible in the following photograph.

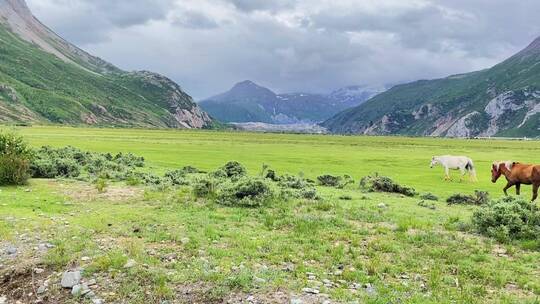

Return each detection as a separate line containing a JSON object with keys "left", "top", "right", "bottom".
{"left": 323, "top": 36, "right": 540, "bottom": 138}
{"left": 0, "top": 0, "right": 212, "bottom": 128}
{"left": 199, "top": 81, "right": 385, "bottom": 124}
{"left": 328, "top": 85, "right": 387, "bottom": 108}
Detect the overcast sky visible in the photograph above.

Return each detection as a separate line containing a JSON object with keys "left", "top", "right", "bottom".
{"left": 27, "top": 0, "right": 540, "bottom": 99}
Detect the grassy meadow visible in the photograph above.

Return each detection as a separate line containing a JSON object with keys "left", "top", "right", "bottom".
{"left": 1, "top": 126, "right": 540, "bottom": 304}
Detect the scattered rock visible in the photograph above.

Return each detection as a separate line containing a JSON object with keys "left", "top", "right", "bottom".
{"left": 124, "top": 259, "right": 137, "bottom": 268}
{"left": 34, "top": 268, "right": 45, "bottom": 274}
{"left": 290, "top": 299, "right": 303, "bottom": 304}
{"left": 0, "top": 295, "right": 6, "bottom": 304}
{"left": 6, "top": 246, "right": 17, "bottom": 255}
{"left": 61, "top": 271, "right": 82, "bottom": 288}
{"left": 377, "top": 203, "right": 387, "bottom": 209}
{"left": 365, "top": 283, "right": 377, "bottom": 296}
{"left": 180, "top": 237, "right": 190, "bottom": 245}
{"left": 81, "top": 256, "right": 91, "bottom": 262}
{"left": 92, "top": 299, "right": 104, "bottom": 304}
{"left": 302, "top": 287, "right": 320, "bottom": 294}
{"left": 254, "top": 276, "right": 266, "bottom": 284}
{"left": 37, "top": 286, "right": 46, "bottom": 294}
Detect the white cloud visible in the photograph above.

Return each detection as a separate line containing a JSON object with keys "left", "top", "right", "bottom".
{"left": 26, "top": 0, "right": 540, "bottom": 99}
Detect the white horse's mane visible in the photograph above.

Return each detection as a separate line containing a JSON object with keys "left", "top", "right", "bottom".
{"left": 493, "top": 161, "right": 515, "bottom": 171}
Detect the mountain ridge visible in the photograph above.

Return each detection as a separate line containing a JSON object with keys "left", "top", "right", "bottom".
{"left": 199, "top": 80, "right": 386, "bottom": 124}
{"left": 322, "top": 35, "right": 540, "bottom": 137}
{"left": 0, "top": 0, "right": 212, "bottom": 128}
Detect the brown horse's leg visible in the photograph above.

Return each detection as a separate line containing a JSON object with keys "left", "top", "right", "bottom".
{"left": 532, "top": 183, "right": 539, "bottom": 202}
{"left": 515, "top": 183, "right": 521, "bottom": 195}
{"left": 503, "top": 182, "right": 514, "bottom": 196}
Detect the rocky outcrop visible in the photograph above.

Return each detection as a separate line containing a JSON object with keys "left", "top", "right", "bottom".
{"left": 446, "top": 112, "right": 480, "bottom": 137}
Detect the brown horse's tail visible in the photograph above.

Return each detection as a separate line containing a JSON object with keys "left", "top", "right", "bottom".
{"left": 466, "top": 160, "right": 478, "bottom": 181}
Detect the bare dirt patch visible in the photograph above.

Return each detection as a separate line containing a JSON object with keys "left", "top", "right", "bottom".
{"left": 52, "top": 180, "right": 144, "bottom": 203}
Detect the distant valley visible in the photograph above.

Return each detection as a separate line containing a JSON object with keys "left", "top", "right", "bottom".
{"left": 199, "top": 80, "right": 387, "bottom": 124}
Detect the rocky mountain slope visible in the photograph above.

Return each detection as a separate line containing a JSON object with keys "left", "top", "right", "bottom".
{"left": 323, "top": 36, "right": 540, "bottom": 138}
{"left": 199, "top": 81, "right": 385, "bottom": 124}
{"left": 0, "top": 0, "right": 212, "bottom": 128}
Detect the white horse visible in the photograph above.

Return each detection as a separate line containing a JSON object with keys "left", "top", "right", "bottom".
{"left": 430, "top": 155, "right": 477, "bottom": 181}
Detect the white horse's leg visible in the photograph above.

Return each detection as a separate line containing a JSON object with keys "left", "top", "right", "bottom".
{"left": 444, "top": 166, "right": 450, "bottom": 180}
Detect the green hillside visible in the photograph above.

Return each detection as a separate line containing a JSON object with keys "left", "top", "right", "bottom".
{"left": 323, "top": 37, "right": 540, "bottom": 137}
{"left": 0, "top": 0, "right": 212, "bottom": 128}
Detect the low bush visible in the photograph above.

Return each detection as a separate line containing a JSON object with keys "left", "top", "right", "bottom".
{"left": 192, "top": 176, "right": 217, "bottom": 199}
{"left": 163, "top": 169, "right": 189, "bottom": 186}
{"left": 359, "top": 173, "right": 416, "bottom": 197}
{"left": 317, "top": 175, "right": 341, "bottom": 187}
{"left": 0, "top": 133, "right": 33, "bottom": 185}
{"left": 472, "top": 196, "right": 540, "bottom": 243}
{"left": 30, "top": 146, "right": 147, "bottom": 181}
{"left": 278, "top": 174, "right": 309, "bottom": 190}
{"left": 339, "top": 195, "right": 353, "bottom": 201}
{"left": 220, "top": 161, "right": 247, "bottom": 180}
{"left": 216, "top": 177, "right": 275, "bottom": 208}
{"left": 420, "top": 193, "right": 439, "bottom": 201}
{"left": 95, "top": 178, "right": 108, "bottom": 193}
{"left": 317, "top": 174, "right": 354, "bottom": 188}
{"left": 447, "top": 191, "right": 489, "bottom": 205}
{"left": 264, "top": 169, "right": 279, "bottom": 182}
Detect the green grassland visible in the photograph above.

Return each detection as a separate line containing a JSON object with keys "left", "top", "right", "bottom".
{"left": 1, "top": 126, "right": 540, "bottom": 303}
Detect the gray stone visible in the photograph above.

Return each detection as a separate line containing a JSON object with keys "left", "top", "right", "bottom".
{"left": 302, "top": 287, "right": 319, "bottom": 294}
{"left": 6, "top": 246, "right": 17, "bottom": 255}
{"left": 124, "top": 259, "right": 136, "bottom": 268}
{"left": 71, "top": 284, "right": 83, "bottom": 296}
{"left": 61, "top": 271, "right": 82, "bottom": 288}
{"left": 290, "top": 299, "right": 303, "bottom": 304}
{"left": 365, "top": 283, "right": 377, "bottom": 296}
{"left": 92, "top": 299, "right": 104, "bottom": 304}
{"left": 37, "top": 286, "right": 47, "bottom": 294}
{"left": 0, "top": 295, "right": 6, "bottom": 304}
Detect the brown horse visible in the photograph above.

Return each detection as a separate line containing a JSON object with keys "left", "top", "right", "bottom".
{"left": 491, "top": 161, "right": 540, "bottom": 202}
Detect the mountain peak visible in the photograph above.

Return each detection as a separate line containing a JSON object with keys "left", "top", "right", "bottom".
{"left": 523, "top": 35, "right": 540, "bottom": 52}
{"left": 232, "top": 80, "right": 265, "bottom": 90}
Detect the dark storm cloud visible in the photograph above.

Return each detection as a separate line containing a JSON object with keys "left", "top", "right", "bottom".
{"left": 26, "top": 0, "right": 540, "bottom": 99}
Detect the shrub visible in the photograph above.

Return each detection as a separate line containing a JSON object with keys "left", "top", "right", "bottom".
{"left": 220, "top": 161, "right": 247, "bottom": 179}
{"left": 472, "top": 196, "right": 540, "bottom": 242}
{"left": 30, "top": 146, "right": 147, "bottom": 181}
{"left": 264, "top": 169, "right": 279, "bottom": 181}
{"left": 113, "top": 152, "right": 145, "bottom": 168}
{"left": 136, "top": 172, "right": 164, "bottom": 186}
{"left": 447, "top": 191, "right": 489, "bottom": 205}
{"left": 278, "top": 174, "right": 309, "bottom": 190}
{"left": 339, "top": 195, "right": 353, "bottom": 201}
{"left": 420, "top": 193, "right": 439, "bottom": 201}
{"left": 216, "top": 177, "right": 275, "bottom": 208}
{"left": 163, "top": 169, "right": 189, "bottom": 186}
{"left": 180, "top": 166, "right": 201, "bottom": 174}
{"left": 192, "top": 176, "right": 217, "bottom": 198}
{"left": 317, "top": 174, "right": 354, "bottom": 188}
{"left": 0, "top": 133, "right": 32, "bottom": 185}
{"left": 95, "top": 178, "right": 108, "bottom": 193}
{"left": 359, "top": 174, "right": 416, "bottom": 197}
{"left": 317, "top": 174, "right": 341, "bottom": 187}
